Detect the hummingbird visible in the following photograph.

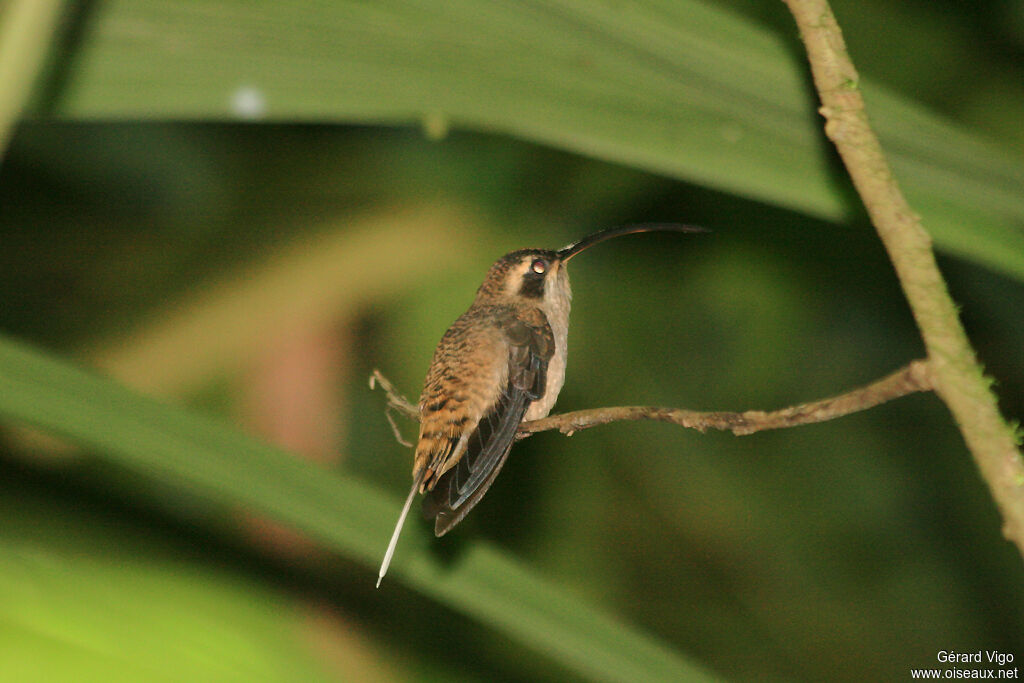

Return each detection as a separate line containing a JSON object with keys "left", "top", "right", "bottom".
{"left": 377, "top": 224, "right": 704, "bottom": 587}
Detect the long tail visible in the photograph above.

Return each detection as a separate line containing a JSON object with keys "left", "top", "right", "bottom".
{"left": 377, "top": 470, "right": 425, "bottom": 588}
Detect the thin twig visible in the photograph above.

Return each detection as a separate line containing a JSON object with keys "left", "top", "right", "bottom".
{"left": 370, "top": 370, "right": 417, "bottom": 418}
{"left": 384, "top": 406, "right": 414, "bottom": 448}
{"left": 519, "top": 360, "right": 932, "bottom": 437}
{"left": 371, "top": 361, "right": 932, "bottom": 441}
{"left": 783, "top": 0, "right": 1024, "bottom": 555}
{"left": 369, "top": 371, "right": 416, "bottom": 445}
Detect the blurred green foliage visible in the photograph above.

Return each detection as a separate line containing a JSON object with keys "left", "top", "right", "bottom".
{"left": 1, "top": 1, "right": 1022, "bottom": 682}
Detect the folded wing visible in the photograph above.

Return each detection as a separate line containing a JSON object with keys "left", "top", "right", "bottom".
{"left": 425, "top": 315, "right": 553, "bottom": 536}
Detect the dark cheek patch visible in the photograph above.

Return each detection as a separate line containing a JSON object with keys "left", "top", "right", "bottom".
{"left": 518, "top": 276, "right": 545, "bottom": 299}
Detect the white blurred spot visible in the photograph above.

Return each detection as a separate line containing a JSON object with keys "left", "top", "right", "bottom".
{"left": 422, "top": 111, "right": 449, "bottom": 140}
{"left": 720, "top": 123, "right": 743, "bottom": 144}
{"left": 231, "top": 86, "right": 267, "bottom": 120}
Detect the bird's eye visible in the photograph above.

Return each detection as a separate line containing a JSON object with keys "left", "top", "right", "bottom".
{"left": 531, "top": 259, "right": 547, "bottom": 274}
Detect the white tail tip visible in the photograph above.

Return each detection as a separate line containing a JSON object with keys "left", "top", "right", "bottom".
{"left": 376, "top": 477, "right": 421, "bottom": 588}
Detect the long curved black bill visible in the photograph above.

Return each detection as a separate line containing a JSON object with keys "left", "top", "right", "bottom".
{"left": 556, "top": 223, "right": 708, "bottom": 263}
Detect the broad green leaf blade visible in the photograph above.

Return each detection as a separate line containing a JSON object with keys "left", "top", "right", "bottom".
{"left": 0, "top": 491, "right": 339, "bottom": 683}
{"left": 0, "top": 334, "right": 719, "bottom": 683}
{"left": 48, "top": 1, "right": 1024, "bottom": 279}
{"left": 0, "top": 0, "right": 65, "bottom": 153}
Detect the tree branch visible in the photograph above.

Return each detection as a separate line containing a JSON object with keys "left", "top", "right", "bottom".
{"left": 783, "top": 0, "right": 1024, "bottom": 555}
{"left": 371, "top": 361, "right": 932, "bottom": 440}
{"left": 518, "top": 360, "right": 931, "bottom": 437}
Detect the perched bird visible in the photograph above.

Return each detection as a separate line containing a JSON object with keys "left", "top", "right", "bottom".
{"left": 377, "top": 224, "right": 704, "bottom": 586}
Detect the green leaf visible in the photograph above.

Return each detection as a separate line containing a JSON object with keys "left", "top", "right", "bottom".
{"left": 47, "top": 1, "right": 1024, "bottom": 279}
{"left": 0, "top": 0, "right": 64, "bottom": 153}
{"left": 0, "top": 334, "right": 718, "bottom": 683}
{"left": 0, "top": 499, "right": 336, "bottom": 683}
